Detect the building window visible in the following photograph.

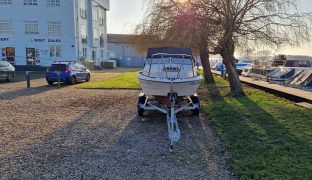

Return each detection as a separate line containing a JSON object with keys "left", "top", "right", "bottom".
{"left": 50, "top": 45, "right": 61, "bottom": 57}
{"left": 82, "top": 47, "right": 87, "bottom": 57}
{"left": 48, "top": 21, "right": 61, "bottom": 35}
{"left": 46, "top": 0, "right": 60, "bottom": 7}
{"left": 99, "top": 9, "right": 104, "bottom": 26}
{"left": 92, "top": 50, "right": 96, "bottom": 60}
{"left": 25, "top": 20, "right": 39, "bottom": 35}
{"left": 100, "top": 33, "right": 104, "bottom": 47}
{"left": 0, "top": 0, "right": 12, "bottom": 5}
{"left": 100, "top": 49, "right": 104, "bottom": 58}
{"left": 81, "top": 25, "right": 87, "bottom": 44}
{"left": 0, "top": 20, "right": 13, "bottom": 33}
{"left": 93, "top": 29, "right": 99, "bottom": 41}
{"left": 80, "top": 0, "right": 87, "bottom": 19}
{"left": 1, "top": 47, "right": 15, "bottom": 64}
{"left": 93, "top": 8, "right": 98, "bottom": 21}
{"left": 24, "top": 0, "right": 37, "bottom": 5}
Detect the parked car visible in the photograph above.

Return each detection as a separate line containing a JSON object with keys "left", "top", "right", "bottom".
{"left": 0, "top": 61, "right": 15, "bottom": 82}
{"left": 46, "top": 61, "right": 90, "bottom": 85}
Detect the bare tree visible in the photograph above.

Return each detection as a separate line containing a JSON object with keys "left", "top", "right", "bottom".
{"left": 209, "top": 0, "right": 311, "bottom": 95}
{"left": 133, "top": 0, "right": 310, "bottom": 95}
{"left": 131, "top": 0, "right": 220, "bottom": 83}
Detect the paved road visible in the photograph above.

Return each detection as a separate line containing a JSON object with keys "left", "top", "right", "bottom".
{"left": 0, "top": 75, "right": 234, "bottom": 179}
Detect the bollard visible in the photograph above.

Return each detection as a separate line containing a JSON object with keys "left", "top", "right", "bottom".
{"left": 57, "top": 71, "right": 61, "bottom": 88}
{"left": 26, "top": 71, "right": 30, "bottom": 88}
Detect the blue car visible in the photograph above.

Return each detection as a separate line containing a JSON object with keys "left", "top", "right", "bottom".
{"left": 46, "top": 61, "right": 90, "bottom": 85}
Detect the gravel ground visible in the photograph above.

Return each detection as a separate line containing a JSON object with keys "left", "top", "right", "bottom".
{"left": 0, "top": 75, "right": 235, "bottom": 179}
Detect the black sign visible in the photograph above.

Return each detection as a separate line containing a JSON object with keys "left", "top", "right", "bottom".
{"left": 0, "top": 38, "right": 9, "bottom": 41}
{"left": 34, "top": 38, "right": 45, "bottom": 42}
{"left": 48, "top": 39, "right": 61, "bottom": 43}
{"left": 31, "top": 38, "right": 62, "bottom": 43}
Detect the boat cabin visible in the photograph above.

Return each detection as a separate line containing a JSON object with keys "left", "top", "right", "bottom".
{"left": 272, "top": 55, "right": 312, "bottom": 68}
{"left": 142, "top": 53, "right": 196, "bottom": 80}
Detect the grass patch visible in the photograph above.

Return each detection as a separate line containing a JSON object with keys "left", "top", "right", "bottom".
{"left": 198, "top": 70, "right": 229, "bottom": 88}
{"left": 78, "top": 71, "right": 141, "bottom": 89}
{"left": 202, "top": 87, "right": 312, "bottom": 179}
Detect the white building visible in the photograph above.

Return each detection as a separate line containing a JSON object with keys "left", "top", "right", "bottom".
{"left": 0, "top": 0, "right": 109, "bottom": 66}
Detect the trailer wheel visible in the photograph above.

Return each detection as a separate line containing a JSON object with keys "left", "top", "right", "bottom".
{"left": 138, "top": 108, "right": 144, "bottom": 117}
{"left": 191, "top": 95, "right": 200, "bottom": 116}
{"left": 137, "top": 95, "right": 146, "bottom": 117}
{"left": 192, "top": 108, "right": 200, "bottom": 116}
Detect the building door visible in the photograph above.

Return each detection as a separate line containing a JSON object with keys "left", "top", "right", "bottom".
{"left": 26, "top": 48, "right": 40, "bottom": 66}
{"left": 1, "top": 47, "right": 15, "bottom": 65}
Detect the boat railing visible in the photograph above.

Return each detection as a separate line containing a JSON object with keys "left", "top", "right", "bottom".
{"left": 150, "top": 53, "right": 194, "bottom": 80}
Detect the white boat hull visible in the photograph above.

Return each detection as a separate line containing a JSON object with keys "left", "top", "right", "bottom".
{"left": 138, "top": 73, "right": 201, "bottom": 96}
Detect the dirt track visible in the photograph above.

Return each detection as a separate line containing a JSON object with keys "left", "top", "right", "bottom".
{"left": 0, "top": 74, "right": 234, "bottom": 179}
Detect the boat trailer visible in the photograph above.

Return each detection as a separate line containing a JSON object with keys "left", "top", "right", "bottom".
{"left": 137, "top": 92, "right": 200, "bottom": 150}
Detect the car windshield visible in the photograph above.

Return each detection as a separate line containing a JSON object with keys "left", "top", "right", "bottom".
{"left": 48, "top": 64, "right": 66, "bottom": 71}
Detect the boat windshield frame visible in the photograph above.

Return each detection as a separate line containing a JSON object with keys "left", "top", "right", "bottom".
{"left": 146, "top": 53, "right": 196, "bottom": 79}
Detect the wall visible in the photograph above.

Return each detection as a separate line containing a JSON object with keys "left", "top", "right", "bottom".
{"left": 0, "top": 0, "right": 77, "bottom": 66}
{"left": 107, "top": 43, "right": 144, "bottom": 67}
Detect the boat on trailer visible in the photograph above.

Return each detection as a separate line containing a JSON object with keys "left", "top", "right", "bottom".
{"left": 137, "top": 47, "right": 202, "bottom": 150}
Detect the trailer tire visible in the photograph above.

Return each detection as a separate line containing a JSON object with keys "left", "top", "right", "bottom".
{"left": 192, "top": 108, "right": 200, "bottom": 116}
{"left": 191, "top": 95, "right": 200, "bottom": 116}
{"left": 137, "top": 95, "right": 146, "bottom": 117}
{"left": 138, "top": 108, "right": 144, "bottom": 117}
{"left": 138, "top": 95, "right": 146, "bottom": 104}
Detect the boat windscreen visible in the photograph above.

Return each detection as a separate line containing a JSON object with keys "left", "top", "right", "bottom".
{"left": 148, "top": 58, "right": 170, "bottom": 64}
{"left": 171, "top": 58, "right": 193, "bottom": 65}
{"left": 147, "top": 58, "right": 193, "bottom": 65}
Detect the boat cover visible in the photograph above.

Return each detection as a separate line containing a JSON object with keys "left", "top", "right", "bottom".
{"left": 146, "top": 47, "right": 193, "bottom": 58}
{"left": 286, "top": 70, "right": 312, "bottom": 87}
{"left": 268, "top": 68, "right": 295, "bottom": 81}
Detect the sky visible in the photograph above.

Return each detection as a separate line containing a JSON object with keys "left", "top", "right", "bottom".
{"left": 107, "top": 0, "right": 312, "bottom": 56}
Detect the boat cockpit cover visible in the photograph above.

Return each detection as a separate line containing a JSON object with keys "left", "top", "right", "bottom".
{"left": 146, "top": 47, "right": 193, "bottom": 58}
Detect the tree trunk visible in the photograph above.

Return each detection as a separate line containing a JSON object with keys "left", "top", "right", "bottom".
{"left": 220, "top": 38, "right": 244, "bottom": 96}
{"left": 199, "top": 37, "right": 214, "bottom": 84}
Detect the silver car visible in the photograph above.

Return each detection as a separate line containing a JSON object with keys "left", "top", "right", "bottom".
{"left": 0, "top": 61, "right": 15, "bottom": 82}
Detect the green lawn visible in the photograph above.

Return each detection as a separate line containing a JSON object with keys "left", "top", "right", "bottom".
{"left": 202, "top": 82, "right": 312, "bottom": 179}
{"left": 78, "top": 71, "right": 141, "bottom": 89}
{"left": 78, "top": 70, "right": 312, "bottom": 178}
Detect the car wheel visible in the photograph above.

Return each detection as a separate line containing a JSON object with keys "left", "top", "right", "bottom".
{"left": 69, "top": 76, "right": 76, "bottom": 85}
{"left": 47, "top": 81, "right": 54, "bottom": 85}
{"left": 86, "top": 74, "right": 90, "bottom": 82}
{"left": 6, "top": 73, "right": 14, "bottom": 82}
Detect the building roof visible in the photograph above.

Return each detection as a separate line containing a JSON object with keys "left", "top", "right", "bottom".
{"left": 94, "top": 0, "right": 110, "bottom": 10}
{"left": 107, "top": 34, "right": 137, "bottom": 44}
